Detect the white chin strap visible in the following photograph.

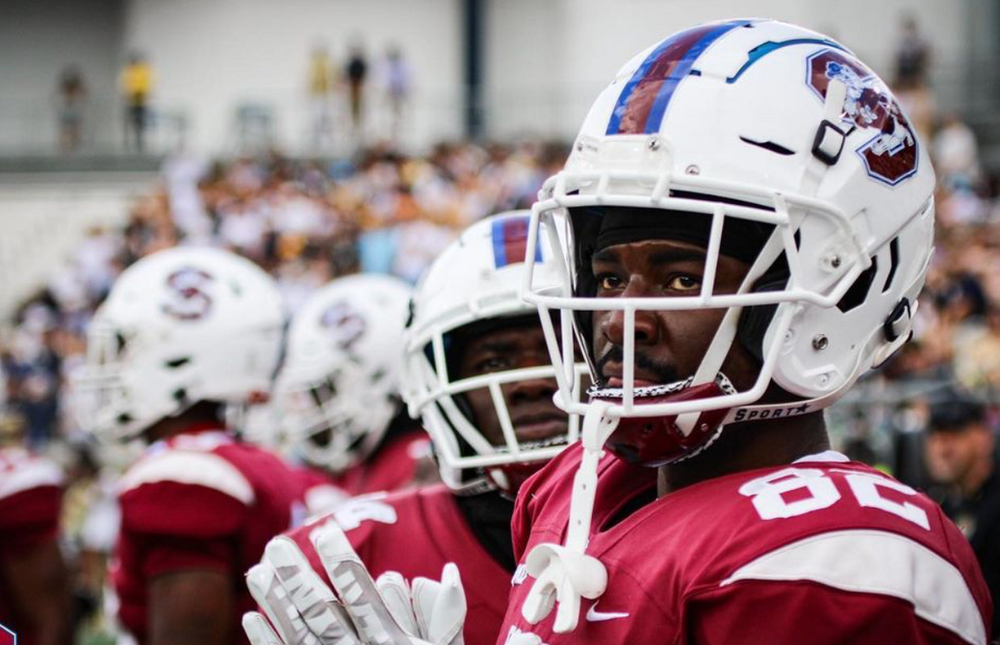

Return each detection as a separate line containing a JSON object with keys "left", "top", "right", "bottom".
{"left": 521, "top": 401, "right": 617, "bottom": 633}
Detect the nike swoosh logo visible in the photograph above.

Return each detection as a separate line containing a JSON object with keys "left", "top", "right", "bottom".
{"left": 586, "top": 603, "right": 630, "bottom": 622}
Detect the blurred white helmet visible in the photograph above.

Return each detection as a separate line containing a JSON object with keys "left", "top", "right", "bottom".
{"left": 76, "top": 247, "right": 285, "bottom": 442}
{"left": 275, "top": 273, "right": 412, "bottom": 473}
{"left": 403, "top": 211, "right": 585, "bottom": 493}
{"left": 521, "top": 19, "right": 936, "bottom": 465}
{"left": 239, "top": 398, "right": 284, "bottom": 449}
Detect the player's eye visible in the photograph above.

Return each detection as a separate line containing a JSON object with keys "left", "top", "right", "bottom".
{"left": 476, "top": 356, "right": 510, "bottom": 373}
{"left": 596, "top": 273, "right": 625, "bottom": 292}
{"left": 666, "top": 275, "right": 701, "bottom": 292}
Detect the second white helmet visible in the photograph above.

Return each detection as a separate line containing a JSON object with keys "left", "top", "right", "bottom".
{"left": 275, "top": 273, "right": 412, "bottom": 472}
{"left": 403, "top": 211, "right": 584, "bottom": 493}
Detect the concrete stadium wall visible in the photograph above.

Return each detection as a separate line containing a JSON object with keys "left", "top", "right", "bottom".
{"left": 122, "top": 0, "right": 465, "bottom": 155}
{"left": 0, "top": 0, "right": 124, "bottom": 153}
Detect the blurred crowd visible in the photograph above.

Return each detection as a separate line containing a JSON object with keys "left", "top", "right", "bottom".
{"left": 1, "top": 137, "right": 567, "bottom": 446}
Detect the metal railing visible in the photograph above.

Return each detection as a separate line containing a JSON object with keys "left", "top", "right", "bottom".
{"left": 0, "top": 63, "right": 998, "bottom": 158}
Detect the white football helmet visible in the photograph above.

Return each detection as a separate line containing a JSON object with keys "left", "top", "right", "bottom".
{"left": 403, "top": 211, "right": 585, "bottom": 493}
{"left": 274, "top": 273, "right": 412, "bottom": 473}
{"left": 521, "top": 19, "right": 935, "bottom": 465}
{"left": 76, "top": 246, "right": 285, "bottom": 442}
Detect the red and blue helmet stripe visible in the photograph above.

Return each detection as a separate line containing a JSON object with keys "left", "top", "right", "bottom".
{"left": 492, "top": 215, "right": 542, "bottom": 268}
{"left": 606, "top": 19, "right": 753, "bottom": 135}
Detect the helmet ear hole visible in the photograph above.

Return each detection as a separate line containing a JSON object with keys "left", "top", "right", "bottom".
{"left": 836, "top": 257, "right": 879, "bottom": 313}
{"left": 881, "top": 237, "right": 900, "bottom": 293}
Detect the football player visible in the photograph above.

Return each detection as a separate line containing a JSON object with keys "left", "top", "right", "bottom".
{"left": 242, "top": 211, "right": 583, "bottom": 645}
{"left": 0, "top": 419, "right": 70, "bottom": 645}
{"left": 499, "top": 18, "right": 991, "bottom": 645}
{"left": 75, "top": 247, "right": 307, "bottom": 645}
{"left": 274, "top": 273, "right": 429, "bottom": 512}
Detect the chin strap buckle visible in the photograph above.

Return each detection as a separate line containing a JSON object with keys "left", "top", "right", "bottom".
{"left": 812, "top": 119, "right": 847, "bottom": 166}
{"left": 883, "top": 297, "right": 912, "bottom": 342}
{"left": 812, "top": 77, "right": 850, "bottom": 166}
{"left": 872, "top": 298, "right": 916, "bottom": 368}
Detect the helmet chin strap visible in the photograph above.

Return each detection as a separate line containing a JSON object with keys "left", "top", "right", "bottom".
{"left": 521, "top": 400, "right": 618, "bottom": 633}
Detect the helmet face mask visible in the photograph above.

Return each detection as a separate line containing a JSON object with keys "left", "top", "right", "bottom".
{"left": 277, "top": 363, "right": 400, "bottom": 473}
{"left": 74, "top": 321, "right": 139, "bottom": 439}
{"left": 520, "top": 19, "right": 936, "bottom": 465}
{"left": 404, "top": 211, "right": 586, "bottom": 494}
{"left": 274, "top": 274, "right": 412, "bottom": 473}
{"left": 409, "top": 335, "right": 583, "bottom": 488}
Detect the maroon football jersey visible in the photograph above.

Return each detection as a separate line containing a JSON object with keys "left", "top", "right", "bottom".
{"left": 112, "top": 427, "right": 307, "bottom": 645}
{"left": 331, "top": 429, "right": 431, "bottom": 496}
{"left": 0, "top": 447, "right": 64, "bottom": 643}
{"left": 499, "top": 445, "right": 992, "bottom": 645}
{"left": 287, "top": 484, "right": 510, "bottom": 645}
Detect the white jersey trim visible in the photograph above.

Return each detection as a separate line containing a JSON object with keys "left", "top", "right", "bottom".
{"left": 0, "top": 455, "right": 64, "bottom": 500}
{"left": 304, "top": 484, "right": 350, "bottom": 517}
{"left": 720, "top": 529, "right": 986, "bottom": 645}
{"left": 118, "top": 450, "right": 255, "bottom": 505}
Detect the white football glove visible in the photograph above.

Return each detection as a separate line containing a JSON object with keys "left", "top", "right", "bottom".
{"left": 244, "top": 521, "right": 467, "bottom": 645}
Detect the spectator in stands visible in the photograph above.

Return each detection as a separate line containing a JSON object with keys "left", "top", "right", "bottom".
{"left": 4, "top": 308, "right": 62, "bottom": 450}
{"left": 894, "top": 14, "right": 931, "bottom": 90}
{"left": 381, "top": 45, "right": 412, "bottom": 143}
{"left": 119, "top": 53, "right": 154, "bottom": 153}
{"left": 956, "top": 306, "right": 1000, "bottom": 393}
{"left": 307, "top": 44, "right": 336, "bottom": 152}
{"left": 218, "top": 195, "right": 269, "bottom": 261}
{"left": 56, "top": 67, "right": 87, "bottom": 152}
{"left": 892, "top": 14, "right": 935, "bottom": 141}
{"left": 934, "top": 113, "right": 982, "bottom": 187}
{"left": 925, "top": 391, "right": 1000, "bottom": 634}
{"left": 73, "top": 227, "right": 120, "bottom": 301}
{"left": 345, "top": 41, "right": 368, "bottom": 141}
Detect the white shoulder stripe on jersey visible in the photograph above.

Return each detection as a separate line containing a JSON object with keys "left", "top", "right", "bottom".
{"left": 0, "top": 458, "right": 64, "bottom": 501}
{"left": 720, "top": 529, "right": 986, "bottom": 645}
{"left": 118, "top": 450, "right": 255, "bottom": 505}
